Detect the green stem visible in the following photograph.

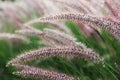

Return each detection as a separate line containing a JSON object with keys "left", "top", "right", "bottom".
{"left": 104, "top": 63, "right": 118, "bottom": 80}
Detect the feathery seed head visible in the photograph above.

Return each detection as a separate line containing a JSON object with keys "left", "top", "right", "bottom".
{"left": 12, "top": 64, "right": 78, "bottom": 80}
{"left": 7, "top": 46, "right": 102, "bottom": 67}
{"left": 0, "top": 33, "right": 29, "bottom": 43}
{"left": 43, "top": 28, "right": 87, "bottom": 48}
{"left": 15, "top": 29, "right": 43, "bottom": 36}
{"left": 39, "top": 12, "right": 120, "bottom": 40}
{"left": 43, "top": 28, "right": 77, "bottom": 46}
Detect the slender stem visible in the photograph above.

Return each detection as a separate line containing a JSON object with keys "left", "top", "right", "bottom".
{"left": 104, "top": 63, "right": 118, "bottom": 80}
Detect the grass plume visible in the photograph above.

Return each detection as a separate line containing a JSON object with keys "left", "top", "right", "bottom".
{"left": 39, "top": 12, "right": 120, "bottom": 40}
{"left": 7, "top": 46, "right": 102, "bottom": 66}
